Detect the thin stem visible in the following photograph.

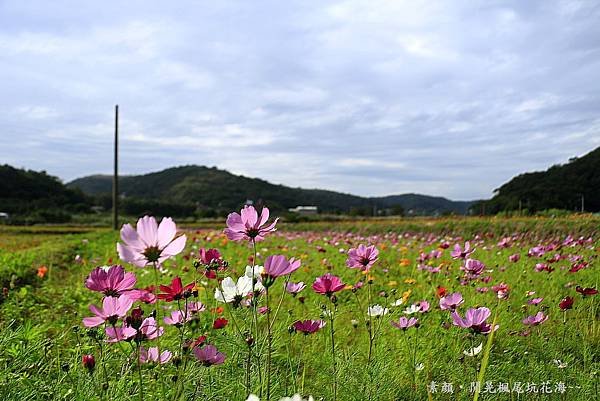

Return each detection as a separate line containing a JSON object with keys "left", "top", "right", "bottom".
{"left": 136, "top": 344, "right": 143, "bottom": 401}
{"left": 152, "top": 262, "right": 166, "bottom": 400}
{"left": 329, "top": 304, "right": 337, "bottom": 401}
{"left": 266, "top": 287, "right": 273, "bottom": 401}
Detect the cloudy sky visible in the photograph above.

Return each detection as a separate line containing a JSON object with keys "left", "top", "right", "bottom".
{"left": 1, "top": 0, "right": 599, "bottom": 200}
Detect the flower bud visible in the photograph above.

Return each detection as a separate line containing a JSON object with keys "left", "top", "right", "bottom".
{"left": 82, "top": 354, "right": 95, "bottom": 373}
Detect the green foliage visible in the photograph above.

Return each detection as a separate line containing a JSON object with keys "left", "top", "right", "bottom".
{"left": 475, "top": 147, "right": 600, "bottom": 214}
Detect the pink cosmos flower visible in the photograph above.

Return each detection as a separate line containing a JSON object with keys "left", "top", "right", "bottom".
{"left": 117, "top": 216, "right": 187, "bottom": 267}
{"left": 105, "top": 324, "right": 137, "bottom": 343}
{"left": 416, "top": 300, "right": 430, "bottom": 313}
{"left": 85, "top": 265, "right": 136, "bottom": 297}
{"left": 139, "top": 347, "right": 172, "bottom": 364}
{"left": 509, "top": 254, "right": 520, "bottom": 263}
{"left": 312, "top": 273, "right": 345, "bottom": 296}
{"left": 292, "top": 319, "right": 326, "bottom": 335}
{"left": 263, "top": 255, "right": 301, "bottom": 282}
{"left": 285, "top": 281, "right": 306, "bottom": 296}
{"left": 451, "top": 242, "right": 474, "bottom": 259}
{"left": 461, "top": 259, "right": 485, "bottom": 277}
{"left": 451, "top": 307, "right": 497, "bottom": 334}
{"left": 224, "top": 205, "right": 278, "bottom": 242}
{"left": 186, "top": 301, "right": 206, "bottom": 314}
{"left": 163, "top": 310, "right": 190, "bottom": 326}
{"left": 439, "top": 292, "right": 464, "bottom": 311}
{"left": 138, "top": 317, "right": 164, "bottom": 340}
{"left": 528, "top": 297, "right": 544, "bottom": 305}
{"left": 346, "top": 244, "right": 379, "bottom": 271}
{"left": 193, "top": 344, "right": 226, "bottom": 366}
{"left": 391, "top": 316, "right": 419, "bottom": 331}
{"left": 83, "top": 296, "right": 133, "bottom": 327}
{"left": 522, "top": 312, "right": 548, "bottom": 326}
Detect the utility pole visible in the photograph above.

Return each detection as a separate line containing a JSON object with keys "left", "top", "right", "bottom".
{"left": 581, "top": 194, "right": 585, "bottom": 213}
{"left": 112, "top": 105, "right": 119, "bottom": 230}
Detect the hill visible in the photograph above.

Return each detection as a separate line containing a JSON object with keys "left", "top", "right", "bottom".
{"left": 68, "top": 165, "right": 473, "bottom": 216}
{"left": 0, "top": 164, "right": 90, "bottom": 223}
{"left": 475, "top": 146, "right": 600, "bottom": 213}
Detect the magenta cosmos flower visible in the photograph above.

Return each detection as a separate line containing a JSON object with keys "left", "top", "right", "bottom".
{"left": 193, "top": 344, "right": 226, "bottom": 366}
{"left": 262, "top": 255, "right": 301, "bottom": 285}
{"left": 139, "top": 347, "right": 172, "bottom": 364}
{"left": 83, "top": 296, "right": 133, "bottom": 327}
{"left": 117, "top": 216, "right": 187, "bottom": 267}
{"left": 451, "top": 241, "right": 474, "bottom": 259}
{"left": 85, "top": 265, "right": 136, "bottom": 297}
{"left": 522, "top": 311, "right": 548, "bottom": 326}
{"left": 439, "top": 292, "right": 464, "bottom": 311}
{"left": 224, "top": 205, "right": 278, "bottom": 242}
{"left": 293, "top": 319, "right": 326, "bottom": 335}
{"left": 451, "top": 307, "right": 497, "bottom": 334}
{"left": 312, "top": 273, "right": 345, "bottom": 296}
{"left": 391, "top": 317, "right": 419, "bottom": 331}
{"left": 346, "top": 244, "right": 379, "bottom": 271}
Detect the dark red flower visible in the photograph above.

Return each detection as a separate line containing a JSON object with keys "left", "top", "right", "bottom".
{"left": 575, "top": 286, "right": 598, "bottom": 296}
{"left": 82, "top": 354, "right": 95, "bottom": 373}
{"left": 559, "top": 296, "right": 574, "bottom": 310}
{"left": 436, "top": 286, "right": 447, "bottom": 298}
{"left": 157, "top": 277, "right": 194, "bottom": 302}
{"left": 213, "top": 317, "right": 228, "bottom": 329}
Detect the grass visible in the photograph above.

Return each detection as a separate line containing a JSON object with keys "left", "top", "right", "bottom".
{"left": 0, "top": 217, "right": 598, "bottom": 400}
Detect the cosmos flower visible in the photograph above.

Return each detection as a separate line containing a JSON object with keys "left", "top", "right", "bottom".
{"left": 193, "top": 344, "right": 226, "bottom": 366}
{"left": 509, "top": 254, "right": 520, "bottom": 263}
{"left": 451, "top": 242, "right": 474, "bottom": 259}
{"left": 84, "top": 265, "right": 137, "bottom": 297}
{"left": 391, "top": 317, "right": 419, "bottom": 331}
{"left": 463, "top": 343, "right": 483, "bottom": 357}
{"left": 157, "top": 276, "right": 195, "bottom": 302}
{"left": 439, "top": 292, "right": 464, "bottom": 311}
{"left": 451, "top": 307, "right": 497, "bottom": 334}
{"left": 163, "top": 310, "right": 190, "bottom": 326}
{"left": 262, "top": 255, "right": 301, "bottom": 285}
{"left": 559, "top": 296, "right": 574, "bottom": 310}
{"left": 346, "top": 244, "right": 379, "bottom": 271}
{"left": 491, "top": 282, "right": 510, "bottom": 299}
{"left": 215, "top": 276, "right": 261, "bottom": 305}
{"left": 367, "top": 304, "right": 389, "bottom": 317}
{"left": 292, "top": 319, "right": 326, "bottom": 335}
{"left": 117, "top": 216, "right": 187, "bottom": 267}
{"left": 139, "top": 346, "right": 171, "bottom": 364}
{"left": 575, "top": 286, "right": 598, "bottom": 296}
{"left": 82, "top": 296, "right": 133, "bottom": 327}
{"left": 285, "top": 281, "right": 306, "bottom": 296}
{"left": 213, "top": 317, "right": 228, "bottom": 329}
{"left": 461, "top": 259, "right": 485, "bottom": 277}
{"left": 312, "top": 273, "right": 345, "bottom": 297}
{"left": 224, "top": 205, "right": 278, "bottom": 242}
{"left": 527, "top": 297, "right": 544, "bottom": 305}
{"left": 522, "top": 311, "right": 548, "bottom": 326}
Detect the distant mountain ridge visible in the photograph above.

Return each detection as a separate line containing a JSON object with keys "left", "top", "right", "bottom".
{"left": 68, "top": 165, "right": 474, "bottom": 215}
{"left": 476, "top": 146, "right": 600, "bottom": 213}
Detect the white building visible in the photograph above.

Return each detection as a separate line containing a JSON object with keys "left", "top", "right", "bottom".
{"left": 288, "top": 206, "right": 318, "bottom": 215}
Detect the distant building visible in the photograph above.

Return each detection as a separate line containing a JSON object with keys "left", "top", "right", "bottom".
{"left": 288, "top": 206, "right": 318, "bottom": 215}
{"left": 0, "top": 212, "right": 9, "bottom": 221}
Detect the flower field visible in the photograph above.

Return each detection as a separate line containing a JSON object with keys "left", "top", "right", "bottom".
{"left": 0, "top": 213, "right": 598, "bottom": 401}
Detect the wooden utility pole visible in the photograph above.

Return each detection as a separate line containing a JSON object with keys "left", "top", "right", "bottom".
{"left": 581, "top": 195, "right": 585, "bottom": 213}
{"left": 112, "top": 105, "right": 119, "bottom": 230}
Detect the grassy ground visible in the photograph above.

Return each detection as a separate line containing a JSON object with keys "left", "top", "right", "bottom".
{"left": 0, "top": 218, "right": 598, "bottom": 400}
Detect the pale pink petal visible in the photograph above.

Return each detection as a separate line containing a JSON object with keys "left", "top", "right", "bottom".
{"left": 258, "top": 207, "right": 270, "bottom": 227}
{"left": 120, "top": 224, "right": 144, "bottom": 250}
{"left": 83, "top": 316, "right": 105, "bottom": 327}
{"left": 161, "top": 234, "right": 187, "bottom": 257}
{"left": 241, "top": 206, "right": 258, "bottom": 227}
{"left": 136, "top": 216, "right": 158, "bottom": 247}
{"left": 157, "top": 217, "right": 177, "bottom": 249}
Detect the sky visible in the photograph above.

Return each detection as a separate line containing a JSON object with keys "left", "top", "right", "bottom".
{"left": 1, "top": 0, "right": 599, "bottom": 200}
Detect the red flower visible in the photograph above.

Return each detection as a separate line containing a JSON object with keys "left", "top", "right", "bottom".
{"left": 559, "top": 296, "right": 574, "bottom": 310}
{"left": 82, "top": 354, "right": 95, "bottom": 373}
{"left": 213, "top": 317, "right": 228, "bottom": 329}
{"left": 436, "top": 286, "right": 447, "bottom": 298}
{"left": 157, "top": 277, "right": 194, "bottom": 302}
{"left": 575, "top": 286, "right": 598, "bottom": 296}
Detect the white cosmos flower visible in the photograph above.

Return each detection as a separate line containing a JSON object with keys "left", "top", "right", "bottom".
{"left": 463, "top": 343, "right": 483, "bottom": 357}
{"left": 215, "top": 276, "right": 262, "bottom": 303}
{"left": 245, "top": 265, "right": 264, "bottom": 279}
{"left": 367, "top": 304, "right": 389, "bottom": 317}
{"left": 246, "top": 394, "right": 314, "bottom": 401}
{"left": 390, "top": 299, "right": 404, "bottom": 306}
{"left": 415, "top": 363, "right": 424, "bottom": 371}
{"left": 403, "top": 304, "right": 421, "bottom": 315}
